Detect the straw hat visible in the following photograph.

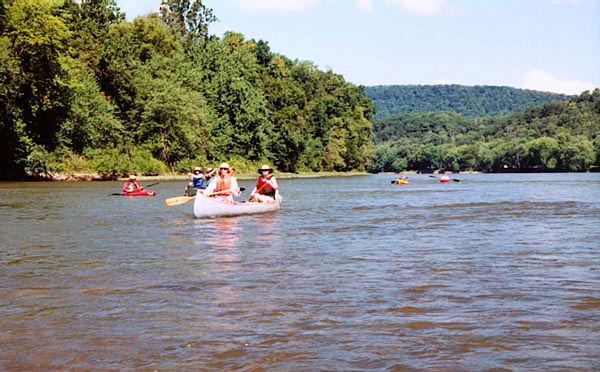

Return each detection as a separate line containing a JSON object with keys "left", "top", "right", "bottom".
{"left": 129, "top": 175, "right": 137, "bottom": 180}
{"left": 258, "top": 164, "right": 273, "bottom": 174}
{"left": 219, "top": 163, "right": 230, "bottom": 169}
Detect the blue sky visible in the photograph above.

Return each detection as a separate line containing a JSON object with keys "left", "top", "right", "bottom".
{"left": 116, "top": 0, "right": 599, "bottom": 95}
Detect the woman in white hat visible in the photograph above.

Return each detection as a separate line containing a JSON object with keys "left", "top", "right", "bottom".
{"left": 122, "top": 174, "right": 144, "bottom": 193}
{"left": 184, "top": 167, "right": 206, "bottom": 196}
{"left": 202, "top": 163, "right": 240, "bottom": 203}
{"left": 250, "top": 164, "right": 279, "bottom": 203}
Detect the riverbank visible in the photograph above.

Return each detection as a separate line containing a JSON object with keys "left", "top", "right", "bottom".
{"left": 22, "top": 171, "right": 368, "bottom": 182}
{"left": 121, "top": 171, "right": 368, "bottom": 182}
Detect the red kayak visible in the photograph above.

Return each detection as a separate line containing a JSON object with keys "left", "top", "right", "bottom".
{"left": 119, "top": 190, "right": 156, "bottom": 196}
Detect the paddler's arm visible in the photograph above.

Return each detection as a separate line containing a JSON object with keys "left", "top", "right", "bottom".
{"left": 230, "top": 177, "right": 241, "bottom": 196}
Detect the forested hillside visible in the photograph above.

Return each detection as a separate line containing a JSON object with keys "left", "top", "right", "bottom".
{"left": 369, "top": 89, "right": 600, "bottom": 173}
{"left": 365, "top": 85, "right": 571, "bottom": 120}
{"left": 0, "top": 0, "right": 374, "bottom": 180}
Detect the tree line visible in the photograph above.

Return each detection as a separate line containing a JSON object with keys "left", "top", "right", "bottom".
{"left": 369, "top": 89, "right": 600, "bottom": 173}
{"left": 0, "top": 0, "right": 374, "bottom": 180}
{"left": 365, "top": 84, "right": 571, "bottom": 120}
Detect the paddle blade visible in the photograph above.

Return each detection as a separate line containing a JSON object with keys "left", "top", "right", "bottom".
{"left": 390, "top": 180, "right": 396, "bottom": 184}
{"left": 165, "top": 196, "right": 195, "bottom": 206}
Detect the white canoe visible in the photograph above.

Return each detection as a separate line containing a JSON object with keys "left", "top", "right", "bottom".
{"left": 193, "top": 194, "right": 282, "bottom": 218}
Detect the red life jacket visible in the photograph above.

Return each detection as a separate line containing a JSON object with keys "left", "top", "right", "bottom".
{"left": 123, "top": 181, "right": 141, "bottom": 192}
{"left": 256, "top": 176, "right": 275, "bottom": 196}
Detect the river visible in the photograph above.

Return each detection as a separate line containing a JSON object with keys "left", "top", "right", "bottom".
{"left": 1, "top": 173, "right": 599, "bottom": 371}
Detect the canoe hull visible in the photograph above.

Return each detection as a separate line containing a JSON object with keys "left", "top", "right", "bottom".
{"left": 194, "top": 194, "right": 282, "bottom": 218}
{"left": 394, "top": 179, "right": 408, "bottom": 185}
{"left": 120, "top": 190, "right": 156, "bottom": 196}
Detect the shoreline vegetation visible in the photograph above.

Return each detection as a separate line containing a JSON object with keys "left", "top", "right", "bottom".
{"left": 22, "top": 171, "right": 370, "bottom": 182}
{"left": 24, "top": 167, "right": 597, "bottom": 183}
{"left": 22, "top": 168, "right": 492, "bottom": 182}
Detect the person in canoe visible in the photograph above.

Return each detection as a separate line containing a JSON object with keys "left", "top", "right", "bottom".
{"left": 202, "top": 163, "right": 241, "bottom": 203}
{"left": 122, "top": 175, "right": 144, "bottom": 194}
{"left": 204, "top": 167, "right": 215, "bottom": 186}
{"left": 184, "top": 167, "right": 206, "bottom": 196}
{"left": 250, "top": 164, "right": 279, "bottom": 203}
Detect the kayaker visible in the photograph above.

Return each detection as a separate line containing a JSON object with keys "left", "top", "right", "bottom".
{"left": 394, "top": 171, "right": 408, "bottom": 184}
{"left": 250, "top": 164, "right": 279, "bottom": 203}
{"left": 203, "top": 163, "right": 240, "bottom": 203}
{"left": 440, "top": 171, "right": 451, "bottom": 183}
{"left": 184, "top": 167, "right": 205, "bottom": 196}
{"left": 122, "top": 175, "right": 143, "bottom": 193}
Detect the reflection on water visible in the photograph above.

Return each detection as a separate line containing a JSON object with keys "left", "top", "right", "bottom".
{"left": 1, "top": 174, "right": 599, "bottom": 371}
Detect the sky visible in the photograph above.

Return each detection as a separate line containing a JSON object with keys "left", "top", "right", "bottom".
{"left": 116, "top": 0, "right": 600, "bottom": 95}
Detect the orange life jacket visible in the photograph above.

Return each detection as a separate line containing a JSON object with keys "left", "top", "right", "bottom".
{"left": 215, "top": 174, "right": 232, "bottom": 192}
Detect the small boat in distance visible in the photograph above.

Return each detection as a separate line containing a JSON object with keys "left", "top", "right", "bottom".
{"left": 194, "top": 194, "right": 282, "bottom": 218}
{"left": 119, "top": 189, "right": 156, "bottom": 196}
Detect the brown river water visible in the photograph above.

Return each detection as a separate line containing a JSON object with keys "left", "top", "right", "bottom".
{"left": 1, "top": 173, "right": 599, "bottom": 371}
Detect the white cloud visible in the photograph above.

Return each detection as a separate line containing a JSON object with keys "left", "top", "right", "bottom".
{"left": 385, "top": 0, "right": 460, "bottom": 15}
{"left": 234, "top": 0, "right": 319, "bottom": 13}
{"left": 356, "top": 0, "right": 374, "bottom": 12}
{"left": 520, "top": 68, "right": 597, "bottom": 95}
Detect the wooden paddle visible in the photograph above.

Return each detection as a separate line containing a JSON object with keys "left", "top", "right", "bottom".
{"left": 165, "top": 195, "right": 195, "bottom": 206}
{"left": 206, "top": 187, "right": 245, "bottom": 197}
{"left": 165, "top": 187, "right": 245, "bottom": 206}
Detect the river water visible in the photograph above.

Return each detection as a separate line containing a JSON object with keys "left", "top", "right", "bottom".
{"left": 1, "top": 173, "right": 599, "bottom": 371}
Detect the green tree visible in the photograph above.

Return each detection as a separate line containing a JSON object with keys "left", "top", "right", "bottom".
{"left": 261, "top": 55, "right": 307, "bottom": 172}
{"left": 102, "top": 14, "right": 181, "bottom": 125}
{"left": 198, "top": 33, "right": 272, "bottom": 161}
{"left": 0, "top": 34, "right": 26, "bottom": 178}
{"left": 526, "top": 137, "right": 560, "bottom": 170}
{"left": 135, "top": 58, "right": 212, "bottom": 166}
{"left": 65, "top": 0, "right": 125, "bottom": 75}
{"left": 558, "top": 135, "right": 595, "bottom": 171}
{"left": 5, "top": 0, "right": 71, "bottom": 150}
{"left": 159, "top": 0, "right": 216, "bottom": 51}
{"left": 57, "top": 60, "right": 123, "bottom": 153}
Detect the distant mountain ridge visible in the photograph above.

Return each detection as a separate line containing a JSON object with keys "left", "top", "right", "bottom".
{"left": 364, "top": 84, "right": 571, "bottom": 119}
